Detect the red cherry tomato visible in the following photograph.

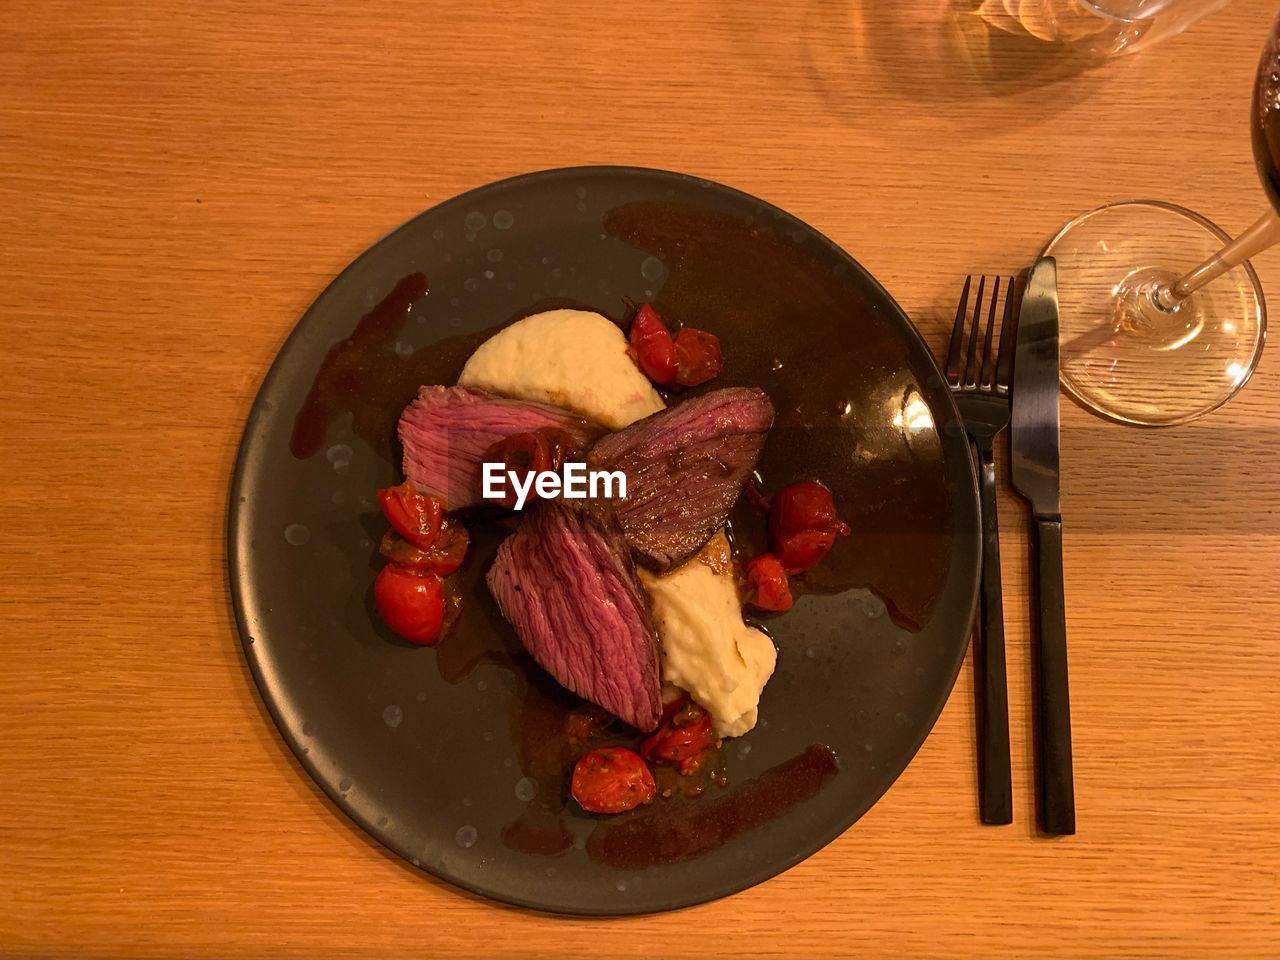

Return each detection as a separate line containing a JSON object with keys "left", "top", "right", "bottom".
{"left": 640, "top": 697, "right": 716, "bottom": 775}
{"left": 768, "top": 480, "right": 851, "bottom": 573}
{"left": 674, "top": 327, "right": 723, "bottom": 386}
{"left": 775, "top": 530, "right": 837, "bottom": 574}
{"left": 744, "top": 553, "right": 794, "bottom": 611}
{"left": 376, "top": 482, "right": 445, "bottom": 550}
{"left": 484, "top": 431, "right": 553, "bottom": 508}
{"left": 379, "top": 521, "right": 469, "bottom": 576}
{"left": 769, "top": 480, "right": 849, "bottom": 538}
{"left": 628, "top": 304, "right": 678, "bottom": 386}
{"left": 374, "top": 564, "right": 446, "bottom": 645}
{"left": 484, "top": 427, "right": 584, "bottom": 508}
{"left": 571, "top": 748, "right": 656, "bottom": 814}
{"left": 495, "top": 431, "right": 553, "bottom": 475}
{"left": 538, "top": 427, "right": 580, "bottom": 472}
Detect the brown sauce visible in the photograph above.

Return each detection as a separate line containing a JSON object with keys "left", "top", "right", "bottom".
{"left": 289, "top": 273, "right": 490, "bottom": 460}
{"left": 431, "top": 521, "right": 522, "bottom": 683}
{"left": 584, "top": 745, "right": 840, "bottom": 869}
{"left": 500, "top": 817, "right": 575, "bottom": 857}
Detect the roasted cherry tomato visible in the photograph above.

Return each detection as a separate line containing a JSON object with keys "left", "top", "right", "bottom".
{"left": 570, "top": 748, "right": 656, "bottom": 814}
{"left": 374, "top": 564, "right": 446, "bottom": 645}
{"left": 628, "top": 303, "right": 678, "bottom": 386}
{"left": 493, "top": 431, "right": 553, "bottom": 475}
{"left": 376, "top": 482, "right": 445, "bottom": 550}
{"left": 767, "top": 480, "right": 851, "bottom": 573}
{"left": 769, "top": 480, "right": 850, "bottom": 539}
{"left": 744, "top": 553, "right": 794, "bottom": 611}
{"left": 538, "top": 427, "right": 580, "bottom": 472}
{"left": 640, "top": 697, "right": 716, "bottom": 775}
{"left": 485, "top": 427, "right": 583, "bottom": 508}
{"left": 774, "top": 529, "right": 837, "bottom": 573}
{"left": 484, "top": 431, "right": 553, "bottom": 508}
{"left": 379, "top": 520, "right": 469, "bottom": 576}
{"left": 674, "top": 326, "right": 723, "bottom": 386}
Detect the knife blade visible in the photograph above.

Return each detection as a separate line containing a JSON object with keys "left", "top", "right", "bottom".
{"left": 1010, "top": 256, "right": 1076, "bottom": 836}
{"left": 1011, "top": 257, "right": 1061, "bottom": 519}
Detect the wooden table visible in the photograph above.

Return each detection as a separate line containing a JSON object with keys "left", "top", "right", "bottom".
{"left": 3, "top": 1, "right": 1278, "bottom": 956}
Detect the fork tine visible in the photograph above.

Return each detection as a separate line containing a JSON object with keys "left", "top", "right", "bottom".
{"left": 945, "top": 275, "right": 971, "bottom": 385}
{"left": 964, "top": 275, "right": 986, "bottom": 387}
{"left": 995, "top": 274, "right": 1018, "bottom": 389}
{"left": 980, "top": 276, "right": 1000, "bottom": 387}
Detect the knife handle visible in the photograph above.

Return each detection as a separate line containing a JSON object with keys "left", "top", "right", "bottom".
{"left": 976, "top": 442, "right": 1013, "bottom": 826}
{"left": 1032, "top": 517, "right": 1075, "bottom": 836}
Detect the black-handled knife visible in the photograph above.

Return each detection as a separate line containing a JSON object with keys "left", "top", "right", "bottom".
{"left": 1010, "top": 257, "right": 1076, "bottom": 837}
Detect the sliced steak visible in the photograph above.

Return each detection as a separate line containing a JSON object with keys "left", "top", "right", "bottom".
{"left": 588, "top": 387, "right": 774, "bottom": 570}
{"left": 398, "top": 386, "right": 603, "bottom": 510}
{"left": 487, "top": 500, "right": 662, "bottom": 731}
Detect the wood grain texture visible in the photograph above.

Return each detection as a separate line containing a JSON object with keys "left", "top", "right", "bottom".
{"left": 1, "top": 1, "right": 1278, "bottom": 956}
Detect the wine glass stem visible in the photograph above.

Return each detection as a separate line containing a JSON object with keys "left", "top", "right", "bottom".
{"left": 1155, "top": 207, "right": 1280, "bottom": 310}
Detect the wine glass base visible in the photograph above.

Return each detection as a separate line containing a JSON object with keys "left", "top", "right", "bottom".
{"left": 1044, "top": 200, "right": 1267, "bottom": 426}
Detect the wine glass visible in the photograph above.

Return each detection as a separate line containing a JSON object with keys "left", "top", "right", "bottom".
{"left": 967, "top": 0, "right": 1229, "bottom": 57}
{"left": 1043, "top": 15, "right": 1277, "bottom": 425}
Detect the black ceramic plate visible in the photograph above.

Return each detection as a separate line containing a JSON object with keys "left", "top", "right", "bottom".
{"left": 229, "top": 166, "right": 979, "bottom": 916}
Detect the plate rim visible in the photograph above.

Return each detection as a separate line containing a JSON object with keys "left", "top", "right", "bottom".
{"left": 227, "top": 164, "right": 981, "bottom": 916}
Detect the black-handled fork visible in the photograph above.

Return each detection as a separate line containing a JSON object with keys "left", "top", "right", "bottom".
{"left": 945, "top": 275, "right": 1018, "bottom": 826}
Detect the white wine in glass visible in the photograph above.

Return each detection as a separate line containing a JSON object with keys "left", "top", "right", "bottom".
{"left": 969, "top": 0, "right": 1228, "bottom": 56}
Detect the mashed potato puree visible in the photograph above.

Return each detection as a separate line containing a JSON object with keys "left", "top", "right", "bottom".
{"left": 639, "top": 534, "right": 776, "bottom": 737}
{"left": 458, "top": 309, "right": 664, "bottom": 429}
